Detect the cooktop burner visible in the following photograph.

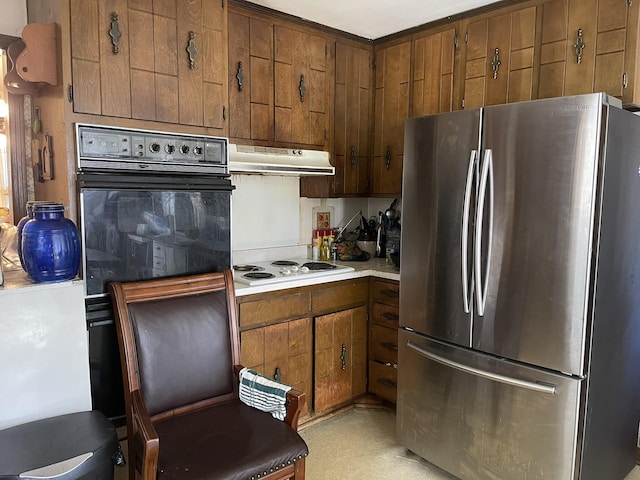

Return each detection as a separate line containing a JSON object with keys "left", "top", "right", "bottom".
{"left": 271, "top": 260, "right": 299, "bottom": 266}
{"left": 302, "top": 262, "right": 337, "bottom": 271}
{"left": 233, "top": 265, "right": 264, "bottom": 272}
{"left": 233, "top": 258, "right": 355, "bottom": 286}
{"left": 243, "top": 272, "right": 275, "bottom": 279}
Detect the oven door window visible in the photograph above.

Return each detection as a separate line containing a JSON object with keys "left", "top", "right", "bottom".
{"left": 81, "top": 188, "right": 231, "bottom": 296}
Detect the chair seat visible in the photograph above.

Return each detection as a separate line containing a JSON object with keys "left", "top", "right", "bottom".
{"left": 154, "top": 399, "right": 308, "bottom": 480}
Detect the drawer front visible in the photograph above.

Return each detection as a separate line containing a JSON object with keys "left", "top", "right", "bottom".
{"left": 372, "top": 279, "right": 399, "bottom": 306}
{"left": 369, "top": 360, "right": 397, "bottom": 403}
{"left": 371, "top": 302, "right": 399, "bottom": 329}
{"left": 312, "top": 279, "right": 368, "bottom": 313}
{"left": 239, "top": 291, "right": 311, "bottom": 329}
{"left": 371, "top": 324, "right": 398, "bottom": 365}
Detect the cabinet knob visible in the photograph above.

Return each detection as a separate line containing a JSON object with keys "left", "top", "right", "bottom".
{"left": 236, "top": 61, "right": 244, "bottom": 91}
{"left": 491, "top": 48, "right": 501, "bottom": 79}
{"left": 340, "top": 344, "right": 347, "bottom": 370}
{"left": 109, "top": 12, "right": 121, "bottom": 55}
{"left": 187, "top": 31, "right": 197, "bottom": 70}
{"left": 574, "top": 29, "right": 585, "bottom": 64}
{"left": 299, "top": 74, "right": 306, "bottom": 102}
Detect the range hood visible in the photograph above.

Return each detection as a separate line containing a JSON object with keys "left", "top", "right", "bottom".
{"left": 228, "top": 144, "right": 334, "bottom": 176}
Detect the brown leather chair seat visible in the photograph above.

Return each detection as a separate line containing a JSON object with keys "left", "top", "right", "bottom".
{"left": 155, "top": 400, "right": 308, "bottom": 480}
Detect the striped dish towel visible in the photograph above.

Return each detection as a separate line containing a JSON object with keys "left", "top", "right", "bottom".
{"left": 239, "top": 367, "right": 292, "bottom": 421}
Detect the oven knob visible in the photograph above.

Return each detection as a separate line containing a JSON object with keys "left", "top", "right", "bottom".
{"left": 193, "top": 146, "right": 203, "bottom": 155}
{"left": 180, "top": 145, "right": 190, "bottom": 154}
{"left": 165, "top": 144, "right": 175, "bottom": 154}
{"left": 149, "top": 142, "right": 161, "bottom": 153}
{"left": 300, "top": 266, "right": 309, "bottom": 273}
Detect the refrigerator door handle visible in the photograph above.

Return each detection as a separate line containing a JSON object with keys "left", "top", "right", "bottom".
{"left": 406, "top": 341, "right": 557, "bottom": 394}
{"left": 474, "top": 149, "right": 494, "bottom": 316}
{"left": 461, "top": 150, "right": 477, "bottom": 314}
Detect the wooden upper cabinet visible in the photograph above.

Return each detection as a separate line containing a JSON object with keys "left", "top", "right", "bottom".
{"left": 372, "top": 40, "right": 411, "bottom": 196}
{"left": 70, "top": 0, "right": 228, "bottom": 133}
{"left": 463, "top": 5, "right": 538, "bottom": 109}
{"left": 539, "top": 0, "right": 640, "bottom": 106}
{"left": 228, "top": 10, "right": 274, "bottom": 141}
{"left": 333, "top": 41, "right": 372, "bottom": 196}
{"left": 412, "top": 27, "right": 457, "bottom": 117}
{"left": 274, "top": 25, "right": 329, "bottom": 148}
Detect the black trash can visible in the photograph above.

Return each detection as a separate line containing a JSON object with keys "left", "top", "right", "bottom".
{"left": 0, "top": 410, "right": 118, "bottom": 480}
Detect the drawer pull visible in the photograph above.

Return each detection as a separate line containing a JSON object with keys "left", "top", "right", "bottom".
{"left": 381, "top": 289, "right": 399, "bottom": 298}
{"left": 274, "top": 367, "right": 282, "bottom": 382}
{"left": 341, "top": 344, "right": 347, "bottom": 370}
{"left": 380, "top": 342, "right": 398, "bottom": 352}
{"left": 382, "top": 312, "right": 399, "bottom": 322}
{"left": 377, "top": 378, "right": 397, "bottom": 388}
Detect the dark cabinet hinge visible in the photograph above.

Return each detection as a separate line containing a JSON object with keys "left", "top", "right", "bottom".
{"left": 67, "top": 84, "right": 73, "bottom": 103}
{"left": 223, "top": 105, "right": 226, "bottom": 120}
{"left": 221, "top": 0, "right": 225, "bottom": 9}
{"left": 325, "top": 45, "right": 328, "bottom": 56}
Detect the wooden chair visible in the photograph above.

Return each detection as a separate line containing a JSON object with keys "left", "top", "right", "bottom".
{"left": 109, "top": 270, "right": 308, "bottom": 480}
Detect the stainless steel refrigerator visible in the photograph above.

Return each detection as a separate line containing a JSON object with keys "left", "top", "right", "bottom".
{"left": 397, "top": 93, "right": 640, "bottom": 480}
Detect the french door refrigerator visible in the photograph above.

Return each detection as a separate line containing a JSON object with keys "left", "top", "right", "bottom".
{"left": 397, "top": 93, "right": 640, "bottom": 480}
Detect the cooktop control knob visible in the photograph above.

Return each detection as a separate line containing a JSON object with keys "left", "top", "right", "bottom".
{"left": 193, "top": 146, "right": 203, "bottom": 155}
{"left": 165, "top": 144, "right": 175, "bottom": 154}
{"left": 180, "top": 145, "right": 190, "bottom": 154}
{"left": 149, "top": 142, "right": 161, "bottom": 153}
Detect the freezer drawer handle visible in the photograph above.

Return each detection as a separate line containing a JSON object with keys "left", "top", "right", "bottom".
{"left": 406, "top": 341, "right": 557, "bottom": 395}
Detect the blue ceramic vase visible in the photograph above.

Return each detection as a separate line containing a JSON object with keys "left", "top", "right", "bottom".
{"left": 21, "top": 203, "right": 80, "bottom": 283}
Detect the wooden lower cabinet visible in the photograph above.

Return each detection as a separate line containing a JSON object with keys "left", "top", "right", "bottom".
{"left": 368, "top": 279, "right": 399, "bottom": 403}
{"left": 237, "top": 277, "right": 369, "bottom": 420}
{"left": 314, "top": 306, "right": 368, "bottom": 413}
{"left": 240, "top": 317, "right": 313, "bottom": 417}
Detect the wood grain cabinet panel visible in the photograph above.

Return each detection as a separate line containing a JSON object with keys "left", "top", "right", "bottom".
{"left": 274, "top": 25, "right": 329, "bottom": 148}
{"left": 312, "top": 278, "right": 369, "bottom": 313}
{"left": 333, "top": 41, "right": 372, "bottom": 196}
{"left": 240, "top": 318, "right": 313, "bottom": 417}
{"left": 462, "top": 5, "right": 537, "bottom": 109}
{"left": 539, "top": 0, "right": 640, "bottom": 106}
{"left": 368, "top": 279, "right": 399, "bottom": 403}
{"left": 70, "top": 0, "right": 227, "bottom": 132}
{"left": 372, "top": 40, "right": 411, "bottom": 195}
{"left": 314, "top": 306, "right": 367, "bottom": 413}
{"left": 228, "top": 10, "right": 274, "bottom": 141}
{"left": 412, "top": 27, "right": 457, "bottom": 117}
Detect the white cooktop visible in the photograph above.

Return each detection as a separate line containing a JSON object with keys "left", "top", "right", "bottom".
{"left": 233, "top": 258, "right": 355, "bottom": 286}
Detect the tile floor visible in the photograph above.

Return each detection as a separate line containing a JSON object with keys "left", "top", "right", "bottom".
{"left": 113, "top": 407, "right": 640, "bottom": 479}
{"left": 298, "top": 407, "right": 640, "bottom": 480}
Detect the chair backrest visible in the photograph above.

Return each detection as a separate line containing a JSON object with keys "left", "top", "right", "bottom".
{"left": 109, "top": 271, "right": 240, "bottom": 418}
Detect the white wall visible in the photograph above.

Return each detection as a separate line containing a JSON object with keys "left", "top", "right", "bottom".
{"left": 231, "top": 173, "right": 401, "bottom": 262}
{"left": 1, "top": 0, "right": 27, "bottom": 37}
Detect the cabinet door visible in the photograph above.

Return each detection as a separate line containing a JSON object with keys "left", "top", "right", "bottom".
{"left": 70, "top": 0, "right": 132, "bottom": 117}
{"left": 228, "top": 10, "right": 274, "bottom": 141}
{"left": 412, "top": 27, "right": 457, "bottom": 116}
{"left": 274, "top": 25, "right": 329, "bottom": 148}
{"left": 70, "top": 0, "right": 227, "bottom": 131}
{"left": 240, "top": 318, "right": 313, "bottom": 417}
{"left": 314, "top": 306, "right": 367, "bottom": 413}
{"left": 463, "top": 5, "right": 537, "bottom": 108}
{"left": 372, "top": 41, "right": 411, "bottom": 195}
{"left": 333, "top": 41, "right": 372, "bottom": 196}
{"left": 539, "top": 0, "right": 633, "bottom": 102}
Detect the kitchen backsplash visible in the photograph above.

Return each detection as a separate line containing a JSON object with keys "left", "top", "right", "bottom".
{"left": 231, "top": 174, "right": 401, "bottom": 263}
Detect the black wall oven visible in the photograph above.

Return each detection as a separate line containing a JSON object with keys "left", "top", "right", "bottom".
{"left": 76, "top": 124, "right": 233, "bottom": 424}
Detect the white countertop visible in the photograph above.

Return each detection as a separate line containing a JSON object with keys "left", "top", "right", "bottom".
{"left": 234, "top": 257, "right": 400, "bottom": 296}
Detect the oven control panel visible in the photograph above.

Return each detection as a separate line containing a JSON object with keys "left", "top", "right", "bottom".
{"left": 76, "top": 123, "right": 228, "bottom": 175}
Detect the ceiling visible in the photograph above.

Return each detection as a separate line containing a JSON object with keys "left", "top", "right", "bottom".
{"left": 244, "top": 0, "right": 502, "bottom": 39}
